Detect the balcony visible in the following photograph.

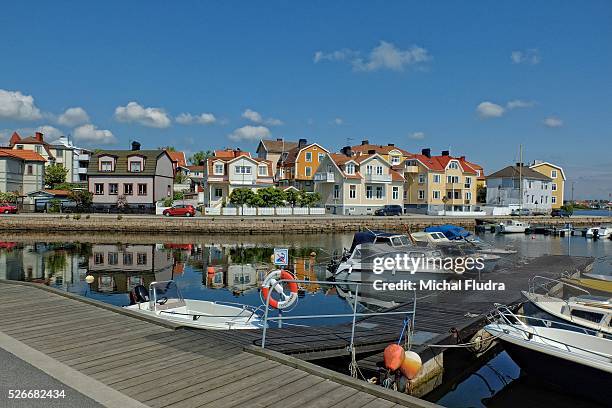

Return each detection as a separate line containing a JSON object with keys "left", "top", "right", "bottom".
{"left": 364, "top": 174, "right": 392, "bottom": 183}
{"left": 445, "top": 182, "right": 464, "bottom": 190}
{"left": 78, "top": 153, "right": 90, "bottom": 161}
{"left": 77, "top": 167, "right": 87, "bottom": 174}
{"left": 314, "top": 172, "right": 335, "bottom": 182}
{"left": 404, "top": 165, "right": 419, "bottom": 173}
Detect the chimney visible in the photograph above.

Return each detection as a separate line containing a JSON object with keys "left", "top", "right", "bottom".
{"left": 361, "top": 139, "right": 369, "bottom": 145}
{"left": 35, "top": 132, "right": 44, "bottom": 142}
{"left": 131, "top": 141, "right": 141, "bottom": 151}
{"left": 387, "top": 143, "right": 394, "bottom": 147}
{"left": 340, "top": 146, "right": 353, "bottom": 157}
{"left": 276, "top": 138, "right": 283, "bottom": 141}
{"left": 422, "top": 148, "right": 431, "bottom": 158}
{"left": 516, "top": 162, "right": 524, "bottom": 167}
{"left": 298, "top": 138, "right": 307, "bottom": 148}
{"left": 367, "top": 149, "right": 376, "bottom": 154}
{"left": 460, "top": 155, "right": 465, "bottom": 160}
{"left": 441, "top": 150, "right": 449, "bottom": 156}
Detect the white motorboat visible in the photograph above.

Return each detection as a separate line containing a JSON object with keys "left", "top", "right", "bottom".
{"left": 124, "top": 280, "right": 265, "bottom": 330}
{"left": 585, "top": 225, "right": 612, "bottom": 239}
{"left": 485, "top": 305, "right": 612, "bottom": 404}
{"left": 522, "top": 276, "right": 612, "bottom": 335}
{"left": 410, "top": 231, "right": 450, "bottom": 244}
{"left": 497, "top": 220, "right": 530, "bottom": 234}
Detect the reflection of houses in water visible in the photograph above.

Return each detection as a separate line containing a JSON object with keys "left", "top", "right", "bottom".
{"left": 88, "top": 244, "right": 174, "bottom": 294}
{"left": 293, "top": 256, "right": 321, "bottom": 294}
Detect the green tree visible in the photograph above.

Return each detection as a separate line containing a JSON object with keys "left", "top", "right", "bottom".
{"left": 257, "top": 187, "right": 286, "bottom": 207}
{"left": 285, "top": 189, "right": 300, "bottom": 207}
{"left": 189, "top": 150, "right": 213, "bottom": 165}
{"left": 477, "top": 186, "right": 487, "bottom": 203}
{"left": 229, "top": 188, "right": 256, "bottom": 207}
{"left": 561, "top": 203, "right": 574, "bottom": 215}
{"left": 298, "top": 190, "right": 321, "bottom": 207}
{"left": 68, "top": 189, "right": 93, "bottom": 208}
{"left": 0, "top": 192, "right": 18, "bottom": 203}
{"left": 45, "top": 164, "right": 68, "bottom": 188}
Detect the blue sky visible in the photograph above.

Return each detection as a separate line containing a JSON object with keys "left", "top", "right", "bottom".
{"left": 1, "top": 1, "right": 610, "bottom": 199}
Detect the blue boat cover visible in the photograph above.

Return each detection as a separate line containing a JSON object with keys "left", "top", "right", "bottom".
{"left": 424, "top": 224, "right": 471, "bottom": 240}
{"left": 349, "top": 231, "right": 397, "bottom": 252}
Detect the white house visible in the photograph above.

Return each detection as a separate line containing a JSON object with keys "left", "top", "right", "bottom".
{"left": 486, "top": 164, "right": 553, "bottom": 212}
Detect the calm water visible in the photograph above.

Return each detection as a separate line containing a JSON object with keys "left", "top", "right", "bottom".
{"left": 1, "top": 230, "right": 610, "bottom": 407}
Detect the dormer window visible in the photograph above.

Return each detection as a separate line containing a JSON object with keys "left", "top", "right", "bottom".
{"left": 346, "top": 163, "right": 355, "bottom": 175}
{"left": 130, "top": 161, "right": 142, "bottom": 172}
{"left": 448, "top": 161, "right": 459, "bottom": 170}
{"left": 391, "top": 156, "right": 400, "bottom": 165}
{"left": 258, "top": 165, "right": 267, "bottom": 176}
{"left": 100, "top": 160, "right": 114, "bottom": 172}
{"left": 214, "top": 163, "right": 224, "bottom": 175}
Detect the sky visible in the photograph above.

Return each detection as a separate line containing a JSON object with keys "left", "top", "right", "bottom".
{"left": 0, "top": 1, "right": 611, "bottom": 199}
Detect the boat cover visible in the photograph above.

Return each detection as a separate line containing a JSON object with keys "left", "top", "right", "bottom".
{"left": 349, "top": 231, "right": 398, "bottom": 252}
{"left": 424, "top": 224, "right": 471, "bottom": 240}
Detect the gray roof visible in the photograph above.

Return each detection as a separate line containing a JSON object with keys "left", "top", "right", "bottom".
{"left": 487, "top": 165, "right": 552, "bottom": 181}
{"left": 88, "top": 150, "right": 168, "bottom": 176}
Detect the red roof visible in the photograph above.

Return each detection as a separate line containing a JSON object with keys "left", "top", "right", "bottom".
{"left": 407, "top": 154, "right": 477, "bottom": 175}
{"left": 0, "top": 150, "right": 46, "bottom": 162}
{"left": 351, "top": 143, "right": 411, "bottom": 156}
{"left": 9, "top": 132, "right": 21, "bottom": 146}
{"left": 167, "top": 151, "right": 187, "bottom": 167}
{"left": 43, "top": 189, "right": 71, "bottom": 196}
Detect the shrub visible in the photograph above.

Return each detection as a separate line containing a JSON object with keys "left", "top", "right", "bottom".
{"left": 117, "top": 215, "right": 123, "bottom": 220}
{"left": 73, "top": 214, "right": 81, "bottom": 220}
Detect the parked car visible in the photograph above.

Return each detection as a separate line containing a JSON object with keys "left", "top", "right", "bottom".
{"left": 374, "top": 205, "right": 403, "bottom": 216}
{"left": 0, "top": 203, "right": 17, "bottom": 214}
{"left": 163, "top": 204, "right": 196, "bottom": 217}
{"left": 511, "top": 208, "right": 531, "bottom": 216}
{"left": 551, "top": 209, "right": 571, "bottom": 218}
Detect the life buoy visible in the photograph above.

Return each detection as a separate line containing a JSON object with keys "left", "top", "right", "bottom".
{"left": 261, "top": 270, "right": 299, "bottom": 310}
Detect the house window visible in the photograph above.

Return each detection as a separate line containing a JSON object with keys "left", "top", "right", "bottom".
{"left": 418, "top": 190, "right": 425, "bottom": 200}
{"left": 258, "top": 166, "right": 267, "bottom": 176}
{"left": 100, "top": 160, "right": 113, "bottom": 172}
{"left": 433, "top": 174, "right": 440, "bottom": 183}
{"left": 392, "top": 186, "right": 399, "bottom": 200}
{"left": 366, "top": 186, "right": 373, "bottom": 199}
{"left": 16, "top": 145, "right": 23, "bottom": 150}
{"left": 305, "top": 166, "right": 312, "bottom": 177}
{"left": 129, "top": 161, "right": 142, "bottom": 172}
{"left": 465, "top": 192, "right": 472, "bottom": 201}
{"left": 138, "top": 184, "right": 147, "bottom": 196}
{"left": 124, "top": 183, "right": 133, "bottom": 195}
{"left": 214, "top": 188, "right": 223, "bottom": 197}
{"left": 448, "top": 161, "right": 459, "bottom": 170}
{"left": 346, "top": 164, "right": 355, "bottom": 174}
{"left": 465, "top": 177, "right": 472, "bottom": 186}
{"left": 94, "top": 183, "right": 104, "bottom": 195}
{"left": 551, "top": 170, "right": 558, "bottom": 178}
{"left": 35, "top": 145, "right": 42, "bottom": 154}
{"left": 433, "top": 190, "right": 440, "bottom": 199}
{"left": 376, "top": 166, "right": 383, "bottom": 175}
{"left": 235, "top": 166, "right": 252, "bottom": 174}
{"left": 108, "top": 252, "right": 118, "bottom": 265}
{"left": 528, "top": 181, "right": 533, "bottom": 189}
{"left": 214, "top": 164, "right": 224, "bottom": 175}
{"left": 333, "top": 185, "right": 340, "bottom": 199}
{"left": 552, "top": 183, "right": 557, "bottom": 191}
{"left": 349, "top": 185, "right": 356, "bottom": 199}
{"left": 552, "top": 196, "right": 557, "bottom": 204}
{"left": 305, "top": 152, "right": 312, "bottom": 162}
{"left": 391, "top": 156, "right": 400, "bottom": 165}
{"left": 366, "top": 165, "right": 373, "bottom": 175}
{"left": 27, "top": 165, "right": 33, "bottom": 175}
{"left": 418, "top": 174, "right": 425, "bottom": 184}
{"left": 123, "top": 253, "right": 133, "bottom": 266}
{"left": 94, "top": 252, "right": 104, "bottom": 265}
{"left": 318, "top": 153, "right": 325, "bottom": 162}
{"left": 375, "top": 186, "right": 384, "bottom": 199}
{"left": 137, "top": 253, "right": 147, "bottom": 265}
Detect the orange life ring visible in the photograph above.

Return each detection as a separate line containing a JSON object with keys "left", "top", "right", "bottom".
{"left": 261, "top": 270, "right": 299, "bottom": 310}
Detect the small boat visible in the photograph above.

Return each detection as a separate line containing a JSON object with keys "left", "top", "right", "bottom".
{"left": 497, "top": 220, "right": 530, "bottom": 234}
{"left": 124, "top": 280, "right": 265, "bottom": 330}
{"left": 585, "top": 225, "right": 612, "bottom": 239}
{"left": 485, "top": 305, "right": 612, "bottom": 404}
{"left": 410, "top": 231, "right": 451, "bottom": 244}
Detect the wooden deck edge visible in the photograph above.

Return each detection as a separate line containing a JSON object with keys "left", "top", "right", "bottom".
{"left": 0, "top": 280, "right": 184, "bottom": 331}
{"left": 245, "top": 345, "right": 441, "bottom": 408}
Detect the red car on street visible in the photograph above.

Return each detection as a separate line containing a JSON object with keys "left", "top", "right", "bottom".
{"left": 162, "top": 204, "right": 196, "bottom": 217}
{"left": 0, "top": 204, "right": 18, "bottom": 214}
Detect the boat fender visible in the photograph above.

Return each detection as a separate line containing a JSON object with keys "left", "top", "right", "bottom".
{"left": 133, "top": 285, "right": 149, "bottom": 303}
{"left": 261, "top": 270, "right": 299, "bottom": 310}
{"left": 383, "top": 344, "right": 405, "bottom": 371}
{"left": 399, "top": 350, "right": 422, "bottom": 379}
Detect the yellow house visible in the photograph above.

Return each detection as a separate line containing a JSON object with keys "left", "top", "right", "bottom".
{"left": 530, "top": 161, "right": 565, "bottom": 208}
{"left": 403, "top": 149, "right": 479, "bottom": 215}
{"left": 350, "top": 140, "right": 411, "bottom": 166}
{"left": 278, "top": 140, "right": 329, "bottom": 191}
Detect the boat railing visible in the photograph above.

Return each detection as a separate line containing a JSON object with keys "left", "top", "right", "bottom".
{"left": 260, "top": 278, "right": 417, "bottom": 353}
{"left": 527, "top": 275, "right": 590, "bottom": 298}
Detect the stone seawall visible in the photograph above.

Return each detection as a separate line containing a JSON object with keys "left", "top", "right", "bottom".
{"left": 0, "top": 215, "right": 609, "bottom": 234}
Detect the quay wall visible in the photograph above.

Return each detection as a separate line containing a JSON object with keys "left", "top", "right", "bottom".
{"left": 0, "top": 215, "right": 609, "bottom": 234}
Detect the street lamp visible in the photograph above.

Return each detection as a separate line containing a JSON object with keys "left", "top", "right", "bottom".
{"left": 85, "top": 274, "right": 94, "bottom": 296}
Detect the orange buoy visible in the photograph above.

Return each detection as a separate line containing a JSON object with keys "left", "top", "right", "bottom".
{"left": 383, "top": 344, "right": 405, "bottom": 371}
{"left": 399, "top": 350, "right": 422, "bottom": 379}
{"left": 207, "top": 266, "right": 215, "bottom": 275}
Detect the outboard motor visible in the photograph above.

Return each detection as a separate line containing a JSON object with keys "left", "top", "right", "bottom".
{"left": 594, "top": 229, "right": 600, "bottom": 240}
{"left": 129, "top": 284, "right": 149, "bottom": 304}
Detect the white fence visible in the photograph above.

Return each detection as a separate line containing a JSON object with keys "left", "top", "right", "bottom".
{"left": 202, "top": 207, "right": 327, "bottom": 216}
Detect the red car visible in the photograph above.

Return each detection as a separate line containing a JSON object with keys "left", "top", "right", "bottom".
{"left": 162, "top": 204, "right": 196, "bottom": 217}
{"left": 0, "top": 204, "right": 17, "bottom": 214}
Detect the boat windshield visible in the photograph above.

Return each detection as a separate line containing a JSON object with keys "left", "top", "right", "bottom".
{"left": 149, "top": 280, "right": 186, "bottom": 312}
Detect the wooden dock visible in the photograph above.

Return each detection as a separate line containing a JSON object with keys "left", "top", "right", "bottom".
{"left": 0, "top": 281, "right": 435, "bottom": 408}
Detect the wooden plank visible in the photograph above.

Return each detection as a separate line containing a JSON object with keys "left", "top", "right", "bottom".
{"left": 233, "top": 372, "right": 326, "bottom": 408}
{"left": 277, "top": 380, "right": 343, "bottom": 408}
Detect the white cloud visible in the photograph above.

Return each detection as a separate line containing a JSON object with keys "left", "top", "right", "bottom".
{"left": 0, "top": 89, "right": 43, "bottom": 121}
{"left": 333, "top": 117, "right": 344, "bottom": 125}
{"left": 409, "top": 131, "right": 425, "bottom": 140}
{"left": 228, "top": 125, "right": 271, "bottom": 141}
{"left": 543, "top": 116, "right": 563, "bottom": 128}
{"left": 314, "top": 41, "right": 431, "bottom": 72}
{"left": 114, "top": 101, "right": 171, "bottom": 128}
{"left": 175, "top": 112, "right": 216, "bottom": 125}
{"left": 74, "top": 124, "right": 116, "bottom": 144}
{"left": 511, "top": 49, "right": 541, "bottom": 65}
{"left": 476, "top": 101, "right": 505, "bottom": 118}
{"left": 36, "top": 125, "right": 63, "bottom": 140}
{"left": 57, "top": 107, "right": 89, "bottom": 127}
{"left": 242, "top": 108, "right": 283, "bottom": 126}
{"left": 506, "top": 99, "right": 535, "bottom": 109}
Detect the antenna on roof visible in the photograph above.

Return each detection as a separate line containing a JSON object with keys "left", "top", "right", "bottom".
{"left": 346, "top": 137, "right": 353, "bottom": 145}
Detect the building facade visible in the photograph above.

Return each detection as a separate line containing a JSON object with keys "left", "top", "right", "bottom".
{"left": 48, "top": 136, "right": 90, "bottom": 183}
{"left": 0, "top": 149, "right": 46, "bottom": 197}
{"left": 278, "top": 140, "right": 329, "bottom": 191}
{"left": 486, "top": 164, "right": 553, "bottom": 212}
{"left": 530, "top": 161, "right": 565, "bottom": 208}
{"left": 350, "top": 140, "right": 411, "bottom": 166}
{"left": 256, "top": 138, "right": 299, "bottom": 178}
